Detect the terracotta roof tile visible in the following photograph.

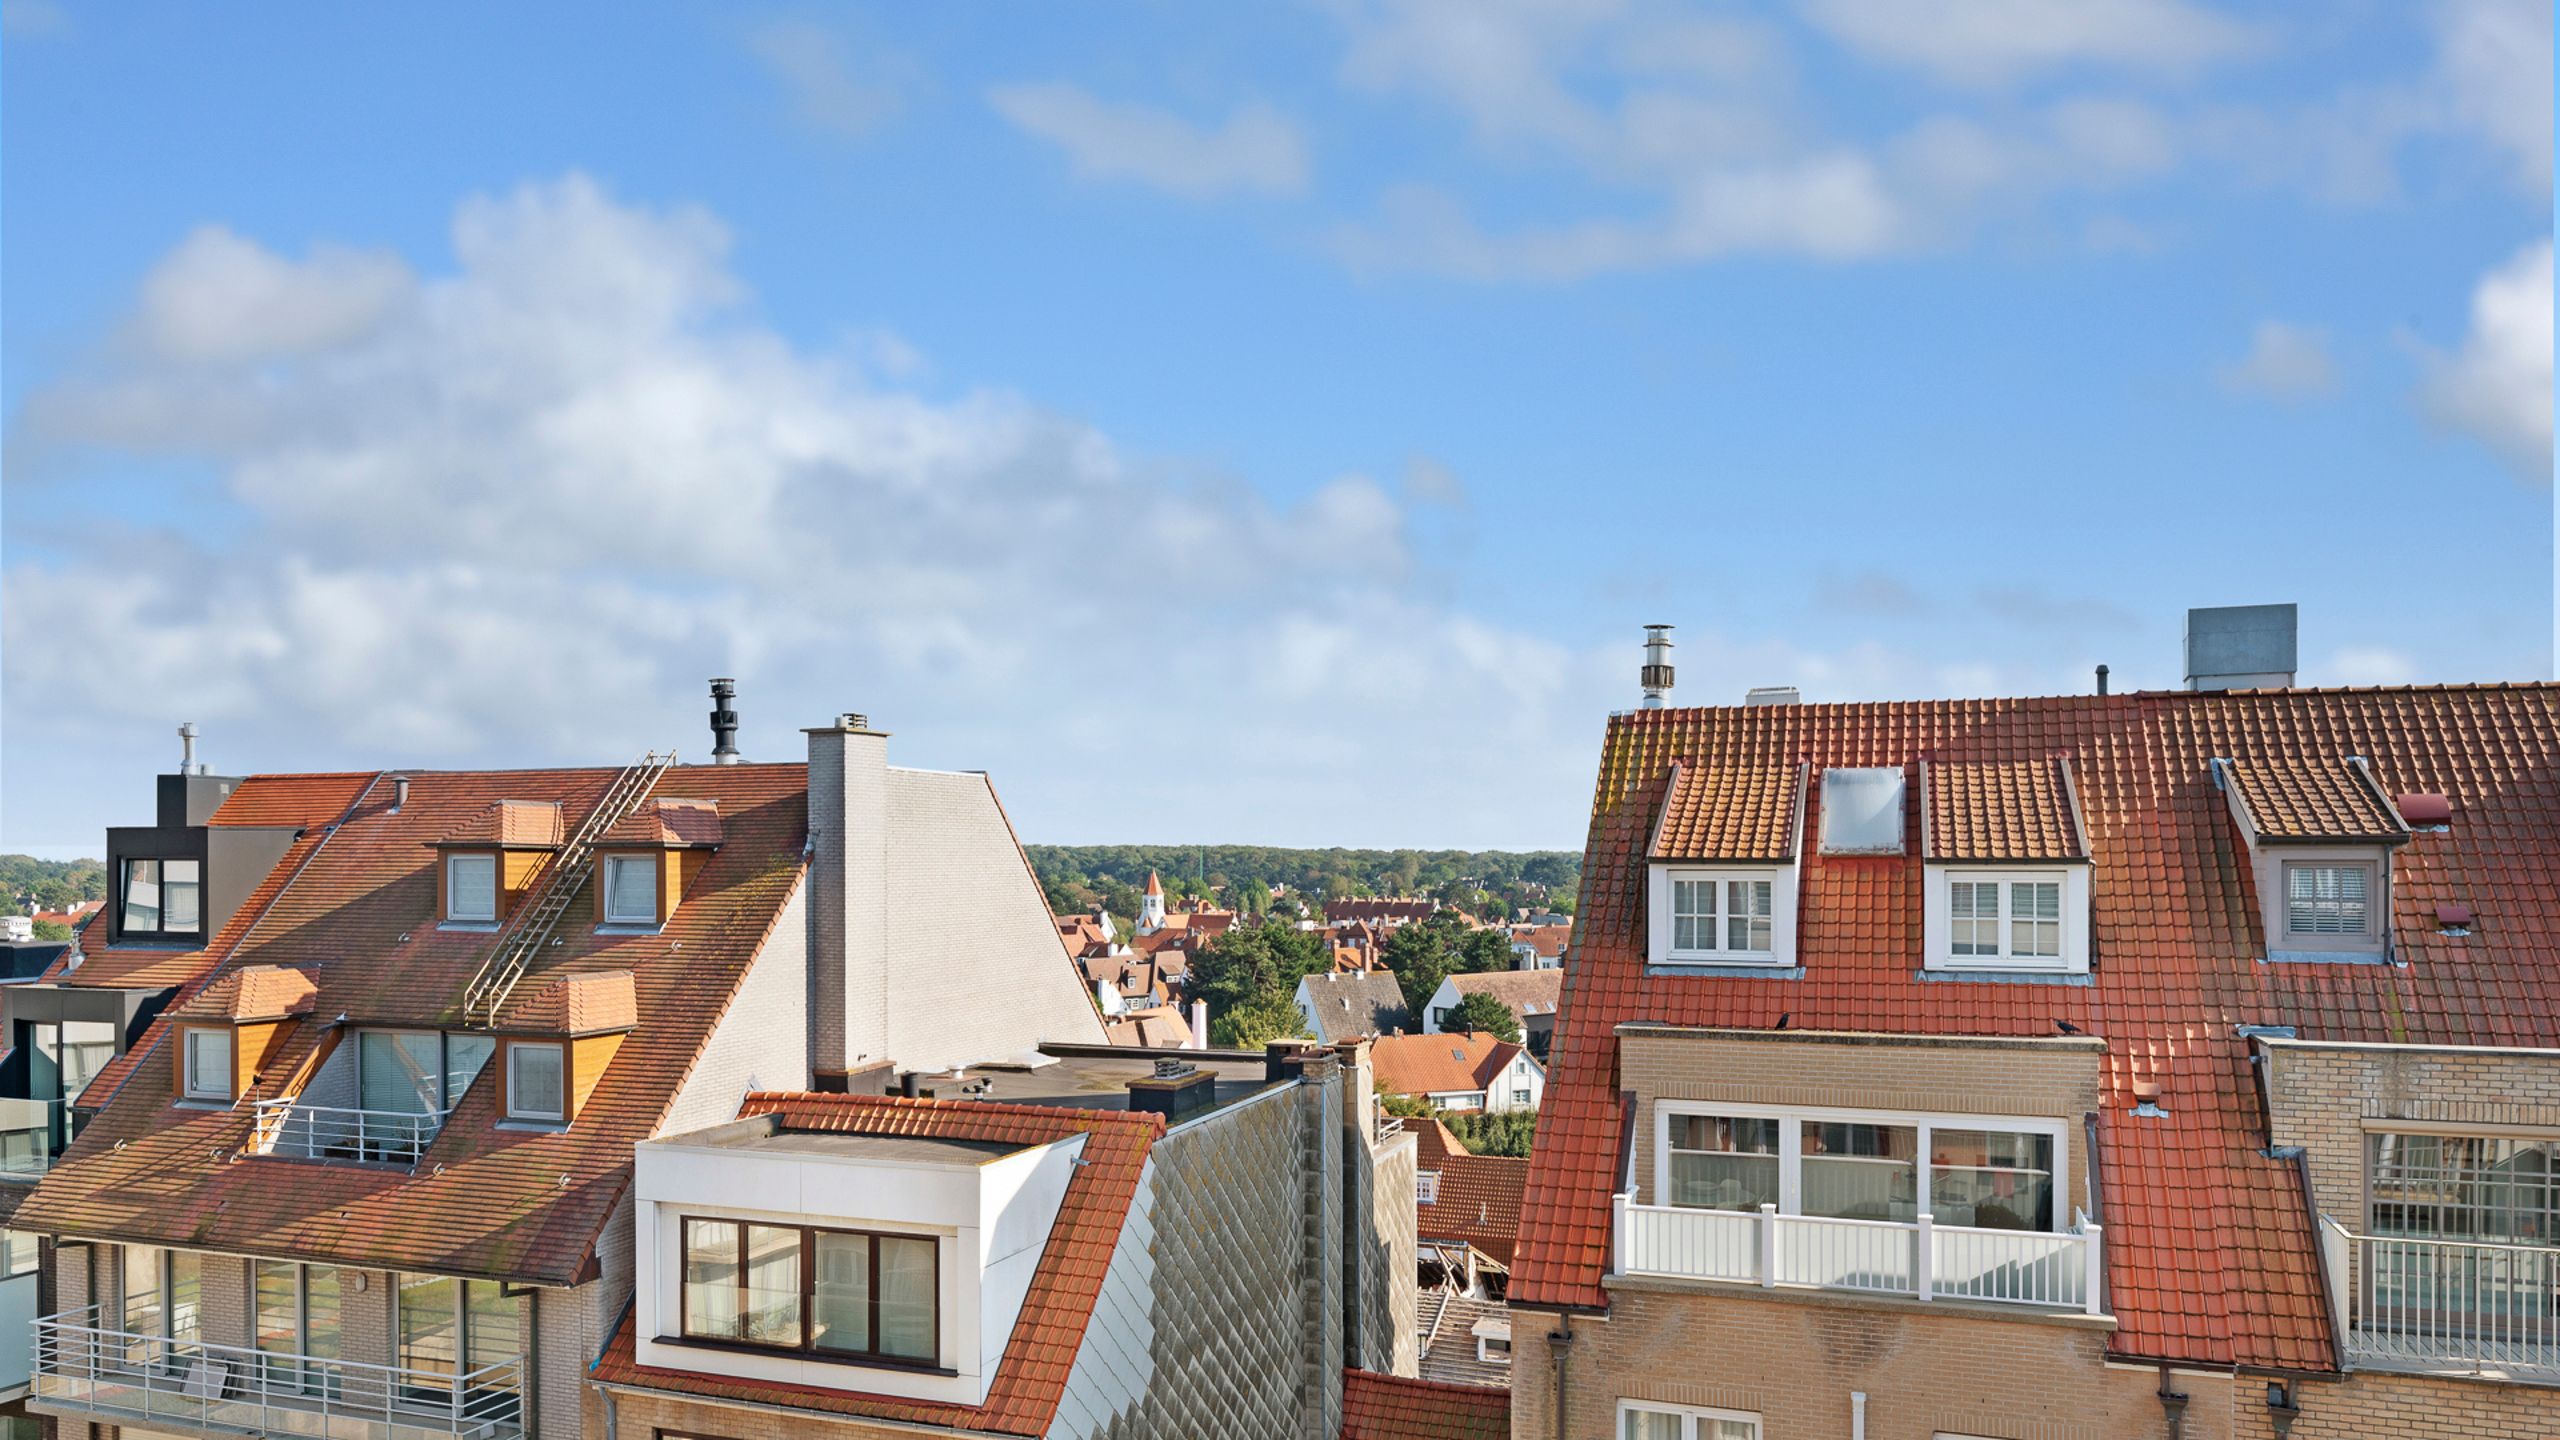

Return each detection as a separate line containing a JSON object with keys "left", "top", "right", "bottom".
{"left": 205, "top": 773, "right": 376, "bottom": 828}
{"left": 1649, "top": 762, "right": 1802, "bottom": 862}
{"left": 1340, "top": 1369, "right": 1511, "bottom": 1440}
{"left": 1513, "top": 684, "right": 2560, "bottom": 1377}
{"left": 173, "top": 964, "right": 318, "bottom": 1022}
{"left": 1371, "top": 1032, "right": 1526, "bottom": 1098}
{"left": 592, "top": 1093, "right": 1160, "bottom": 1437}
{"left": 434, "top": 798, "right": 564, "bottom": 848}
{"left": 1444, "top": 969, "right": 1563, "bottom": 1021}
{"left": 1413, "top": 1119, "right": 1527, "bottom": 1267}
{"left": 2223, "top": 757, "right": 2407, "bottom": 843}
{"left": 500, "top": 969, "right": 638, "bottom": 1034}
{"left": 598, "top": 796, "right": 722, "bottom": 848}
{"left": 1924, "top": 758, "right": 2088, "bottom": 861}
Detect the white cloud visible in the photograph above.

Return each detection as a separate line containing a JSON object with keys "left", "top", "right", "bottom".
{"left": 746, "top": 19, "right": 907, "bottom": 141}
{"left": 2429, "top": 0, "right": 2553, "bottom": 195}
{"left": 1797, "top": 0, "right": 2259, "bottom": 88}
{"left": 2218, "top": 321, "right": 2335, "bottom": 400}
{"left": 988, "top": 84, "right": 1309, "bottom": 198}
{"left": 2420, "top": 239, "right": 2553, "bottom": 482}
{"left": 128, "top": 225, "right": 414, "bottom": 363}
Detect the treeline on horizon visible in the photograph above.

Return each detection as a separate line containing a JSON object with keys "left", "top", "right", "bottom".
{"left": 1027, "top": 844, "right": 1580, "bottom": 927}
{"left": 2, "top": 854, "right": 107, "bottom": 939}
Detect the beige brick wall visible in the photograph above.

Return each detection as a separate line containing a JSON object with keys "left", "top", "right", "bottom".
{"left": 2259, "top": 1040, "right": 2560, "bottom": 1232}
{"left": 591, "top": 1387, "right": 921, "bottom": 1440}
{"left": 1618, "top": 1029, "right": 2106, "bottom": 1212}
{"left": 2230, "top": 1369, "right": 2560, "bottom": 1440}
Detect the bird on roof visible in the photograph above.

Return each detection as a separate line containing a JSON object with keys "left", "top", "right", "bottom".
{"left": 2056, "top": 1019, "right": 2085, "bottom": 1035}
{"left": 1774, "top": 1012, "right": 1791, "bottom": 1030}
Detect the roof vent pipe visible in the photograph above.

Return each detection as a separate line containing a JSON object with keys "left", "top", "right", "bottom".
{"left": 391, "top": 776, "right": 410, "bottom": 813}
{"left": 709, "top": 678, "right": 741, "bottom": 764}
{"left": 2095, "top": 664, "right": 2110, "bottom": 696}
{"left": 1639, "top": 625, "right": 1675, "bottom": 709}
{"left": 178, "top": 721, "right": 201, "bottom": 776}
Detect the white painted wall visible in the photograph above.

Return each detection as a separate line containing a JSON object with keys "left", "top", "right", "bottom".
{"left": 662, "top": 874, "right": 810, "bottom": 1136}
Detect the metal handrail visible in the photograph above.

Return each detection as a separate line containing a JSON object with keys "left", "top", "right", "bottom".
{"left": 2332, "top": 1227, "right": 2560, "bottom": 1382}
{"left": 1613, "top": 1197, "right": 2104, "bottom": 1313}
{"left": 34, "top": 1304, "right": 523, "bottom": 1440}
{"left": 461, "top": 750, "right": 672, "bottom": 1027}
{"left": 251, "top": 1099, "right": 457, "bottom": 1166}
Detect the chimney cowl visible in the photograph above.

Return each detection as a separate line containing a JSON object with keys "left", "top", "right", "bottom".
{"left": 1639, "top": 625, "right": 1675, "bottom": 709}
{"left": 390, "top": 775, "right": 411, "bottom": 813}
{"left": 709, "top": 678, "right": 741, "bottom": 764}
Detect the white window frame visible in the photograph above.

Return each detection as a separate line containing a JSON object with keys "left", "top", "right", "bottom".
{"left": 1652, "top": 1099, "right": 2072, "bottom": 1235}
{"left": 1647, "top": 864, "right": 1797, "bottom": 968}
{"left": 1417, "top": 1171, "right": 1440, "bottom": 1204}
{"left": 507, "top": 1042, "right": 568, "bottom": 1124}
{"left": 445, "top": 853, "right": 499, "bottom": 924}
{"left": 1923, "top": 865, "right": 2089, "bottom": 974}
{"left": 1617, "top": 1399, "right": 1762, "bottom": 1439}
{"left": 183, "top": 1029, "right": 233, "bottom": 1102}
{"left": 602, "top": 855, "right": 659, "bottom": 926}
{"left": 2282, "top": 860, "right": 2376, "bottom": 940}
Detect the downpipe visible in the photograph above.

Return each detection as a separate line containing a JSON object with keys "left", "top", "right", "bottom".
{"left": 1548, "top": 1316, "right": 1574, "bottom": 1440}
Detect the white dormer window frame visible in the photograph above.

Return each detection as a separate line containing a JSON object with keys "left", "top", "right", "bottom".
{"left": 1648, "top": 864, "right": 1798, "bottom": 968}
{"left": 1923, "top": 866, "right": 2089, "bottom": 974}
{"left": 445, "top": 853, "right": 499, "bottom": 924}
{"left": 602, "top": 855, "right": 659, "bottom": 926}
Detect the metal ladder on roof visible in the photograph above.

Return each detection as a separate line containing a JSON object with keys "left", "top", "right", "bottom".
{"left": 461, "top": 750, "right": 674, "bottom": 1028}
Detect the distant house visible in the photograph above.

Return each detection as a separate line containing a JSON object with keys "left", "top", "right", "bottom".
{"left": 1295, "top": 969, "right": 1412, "bottom": 1044}
{"left": 1506, "top": 921, "right": 1570, "bottom": 970}
{"left": 1420, "top": 969, "right": 1562, "bottom": 1060}
{"left": 1325, "top": 896, "right": 1438, "bottom": 928}
{"left": 1411, "top": 1118, "right": 1525, "bottom": 1388}
{"left": 1370, "top": 1031, "right": 1543, "bottom": 1114}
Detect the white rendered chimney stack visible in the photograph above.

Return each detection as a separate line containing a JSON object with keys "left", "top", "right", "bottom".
{"left": 805, "top": 712, "right": 891, "bottom": 1087}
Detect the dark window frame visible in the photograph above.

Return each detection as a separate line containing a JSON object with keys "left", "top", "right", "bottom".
{"left": 677, "top": 1216, "right": 941, "bottom": 1369}
{"left": 119, "top": 856, "right": 205, "bottom": 940}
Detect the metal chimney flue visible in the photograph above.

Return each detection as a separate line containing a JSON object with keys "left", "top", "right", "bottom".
{"left": 709, "top": 679, "right": 741, "bottom": 764}
{"left": 2096, "top": 664, "right": 2110, "bottom": 696}
{"left": 1640, "top": 625, "right": 1675, "bottom": 709}
{"left": 178, "top": 721, "right": 201, "bottom": 776}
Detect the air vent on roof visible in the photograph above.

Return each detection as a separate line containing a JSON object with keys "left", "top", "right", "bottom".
{"left": 2397, "top": 793, "right": 2452, "bottom": 830}
{"left": 1818, "top": 768, "right": 1906, "bottom": 855}
{"left": 1744, "top": 686, "right": 1800, "bottom": 707}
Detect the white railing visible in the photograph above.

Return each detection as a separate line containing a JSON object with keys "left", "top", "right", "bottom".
{"left": 2334, "top": 1228, "right": 2560, "bottom": 1384}
{"left": 33, "top": 1305, "right": 522, "bottom": 1440}
{"left": 1615, "top": 1198, "right": 2104, "bottom": 1314}
{"left": 252, "top": 1100, "right": 452, "bottom": 1166}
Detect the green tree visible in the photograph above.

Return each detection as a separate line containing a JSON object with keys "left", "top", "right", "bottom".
{"left": 1443, "top": 1109, "right": 1536, "bottom": 1157}
{"left": 1191, "top": 919, "right": 1327, "bottom": 1047}
{"left": 1448, "top": 991, "right": 1521, "bottom": 1043}
{"left": 31, "top": 919, "right": 73, "bottom": 942}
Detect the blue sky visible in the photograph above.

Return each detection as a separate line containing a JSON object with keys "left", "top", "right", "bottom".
{"left": 4, "top": 0, "right": 2552, "bottom": 857}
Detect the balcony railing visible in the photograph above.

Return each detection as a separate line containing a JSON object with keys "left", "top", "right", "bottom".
{"left": 251, "top": 1100, "right": 452, "bottom": 1167}
{"left": 1614, "top": 1197, "right": 2104, "bottom": 1314}
{"left": 0, "top": 1096, "right": 68, "bottom": 1179}
{"left": 2323, "top": 1220, "right": 2560, "bottom": 1384}
{"left": 33, "top": 1306, "right": 521, "bottom": 1440}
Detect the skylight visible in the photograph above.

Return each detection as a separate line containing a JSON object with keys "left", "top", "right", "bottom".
{"left": 1819, "top": 768, "right": 1906, "bottom": 855}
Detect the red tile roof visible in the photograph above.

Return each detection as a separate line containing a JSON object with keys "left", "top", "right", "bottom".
{"left": 1923, "top": 758, "right": 2087, "bottom": 861}
{"left": 2222, "top": 757, "right": 2408, "bottom": 844}
{"left": 1371, "top": 1032, "right": 1526, "bottom": 1098}
{"left": 1512, "top": 684, "right": 2560, "bottom": 1377}
{"left": 434, "top": 797, "right": 565, "bottom": 848}
{"left": 592, "top": 1092, "right": 1161, "bottom": 1437}
{"left": 1413, "top": 1119, "right": 1527, "bottom": 1267}
{"left": 1649, "top": 762, "right": 1802, "bottom": 861}
{"left": 172, "top": 964, "right": 318, "bottom": 1022}
{"left": 16, "top": 763, "right": 811, "bottom": 1286}
{"left": 501, "top": 969, "right": 638, "bottom": 1035}
{"left": 205, "top": 773, "right": 376, "bottom": 828}
{"left": 597, "top": 796, "right": 723, "bottom": 848}
{"left": 1339, "top": 1370, "right": 1512, "bottom": 1440}
{"left": 1328, "top": 898, "right": 1439, "bottom": 925}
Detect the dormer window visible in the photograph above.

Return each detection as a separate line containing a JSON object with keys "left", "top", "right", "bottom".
{"left": 121, "top": 858, "right": 202, "bottom": 938}
{"left": 2284, "top": 861, "right": 2373, "bottom": 939}
{"left": 182, "top": 1029, "right": 232, "bottom": 1102}
{"left": 2214, "top": 757, "right": 2408, "bottom": 962}
{"left": 602, "top": 856, "right": 659, "bottom": 926}
{"left": 1921, "top": 761, "right": 2092, "bottom": 975}
{"left": 446, "top": 854, "right": 499, "bottom": 924}
{"left": 1646, "top": 763, "right": 1804, "bottom": 970}
{"left": 679, "top": 1218, "right": 940, "bottom": 1364}
{"left": 507, "top": 1042, "right": 567, "bottom": 1123}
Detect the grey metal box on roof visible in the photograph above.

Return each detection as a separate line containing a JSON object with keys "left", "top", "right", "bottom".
{"left": 1819, "top": 767, "right": 1906, "bottom": 855}
{"left": 2185, "top": 603, "right": 2298, "bottom": 690}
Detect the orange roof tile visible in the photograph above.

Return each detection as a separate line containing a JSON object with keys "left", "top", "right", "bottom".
{"left": 1371, "top": 1032, "right": 1525, "bottom": 1098}
{"left": 16, "top": 762, "right": 810, "bottom": 1286}
{"left": 592, "top": 1092, "right": 1160, "bottom": 1437}
{"left": 1649, "top": 762, "right": 1801, "bottom": 862}
{"left": 173, "top": 964, "right": 317, "bottom": 1022}
{"left": 1513, "top": 684, "right": 2560, "bottom": 1377}
{"left": 2222, "top": 757, "right": 2408, "bottom": 843}
{"left": 501, "top": 969, "right": 638, "bottom": 1035}
{"left": 597, "top": 796, "right": 722, "bottom": 848}
{"left": 1413, "top": 1119, "right": 1527, "bottom": 1267}
{"left": 1340, "top": 1370, "right": 1511, "bottom": 1440}
{"left": 1923, "top": 758, "right": 2088, "bottom": 861}
{"left": 205, "top": 773, "right": 376, "bottom": 828}
{"left": 434, "top": 797, "right": 564, "bottom": 848}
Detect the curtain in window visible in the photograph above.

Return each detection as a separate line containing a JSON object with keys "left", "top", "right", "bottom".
{"left": 1725, "top": 880, "right": 1772, "bottom": 952}
{"left": 60, "top": 1021, "right": 117, "bottom": 1102}
{"left": 1671, "top": 879, "right": 1713, "bottom": 952}
{"left": 164, "top": 860, "right": 202, "bottom": 931}
{"left": 812, "top": 1232, "right": 871, "bottom": 1354}
{"left": 510, "top": 1046, "right": 566, "bottom": 1119}
{"left": 186, "top": 1031, "right": 232, "bottom": 1098}
{"left": 2287, "top": 865, "right": 2368, "bottom": 935}
{"left": 876, "top": 1236, "right": 936, "bottom": 1360}
{"left": 606, "top": 857, "right": 657, "bottom": 922}
{"left": 2008, "top": 882, "right": 2060, "bottom": 957}
{"left": 1622, "top": 1410, "right": 1683, "bottom": 1440}
{"left": 742, "top": 1226, "right": 802, "bottom": 1345}
{"left": 683, "top": 1220, "right": 744, "bottom": 1340}
{"left": 1666, "top": 1115, "right": 1780, "bottom": 1211}
{"left": 1949, "top": 881, "right": 1999, "bottom": 954}
{"left": 447, "top": 855, "right": 498, "bottom": 922}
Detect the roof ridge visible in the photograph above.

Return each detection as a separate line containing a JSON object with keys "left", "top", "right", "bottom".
{"left": 741, "top": 1090, "right": 1168, "bottom": 1135}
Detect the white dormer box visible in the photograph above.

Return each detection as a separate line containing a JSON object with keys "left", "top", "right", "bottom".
{"left": 2212, "top": 756, "right": 2410, "bottom": 963}
{"left": 1920, "top": 760, "right": 2094, "bottom": 975}
{"left": 633, "top": 1112, "right": 1088, "bottom": 1407}
{"left": 1645, "top": 763, "right": 1806, "bottom": 969}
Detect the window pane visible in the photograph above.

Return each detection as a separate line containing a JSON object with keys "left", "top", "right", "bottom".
{"left": 1800, "top": 1123, "right": 1918, "bottom": 1222}
{"left": 682, "top": 1220, "right": 743, "bottom": 1340}
{"left": 362, "top": 1032, "right": 443, "bottom": 1114}
{"left": 255, "top": 1262, "right": 298, "bottom": 1354}
{"left": 186, "top": 1031, "right": 232, "bottom": 1098}
{"left": 876, "top": 1236, "right": 936, "bottom": 1360}
{"left": 1930, "top": 1129, "right": 2055, "bottom": 1231}
{"left": 305, "top": 1268, "right": 341, "bottom": 1362}
{"left": 3, "top": 1230, "right": 38, "bottom": 1278}
{"left": 1950, "top": 881, "right": 1998, "bottom": 955}
{"left": 61, "top": 1021, "right": 118, "bottom": 1101}
{"left": 1623, "top": 1408, "right": 1684, "bottom": 1440}
{"left": 1666, "top": 1115, "right": 1781, "bottom": 1211}
{"left": 446, "top": 1034, "right": 496, "bottom": 1105}
{"left": 1709, "top": 1422, "right": 1760, "bottom": 1440}
{"left": 124, "top": 1246, "right": 162, "bottom": 1338}
{"left": 2369, "top": 1133, "right": 2556, "bottom": 1243}
{"left": 742, "top": 1226, "right": 801, "bottom": 1345}
{"left": 447, "top": 855, "right": 498, "bottom": 922}
{"left": 465, "top": 1279, "right": 520, "bottom": 1373}
{"left": 398, "top": 1275, "right": 458, "bottom": 1379}
{"left": 510, "top": 1045, "right": 565, "bottom": 1120}
{"left": 2009, "top": 881, "right": 2061, "bottom": 958}
{"left": 2287, "top": 865, "right": 2368, "bottom": 935}
{"left": 168, "top": 1251, "right": 202, "bottom": 1342}
{"left": 164, "top": 859, "right": 202, "bottom": 931}
{"left": 812, "top": 1232, "right": 871, "bottom": 1354}
{"left": 606, "top": 857, "right": 658, "bottom": 923}
{"left": 123, "top": 859, "right": 162, "bottom": 932}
